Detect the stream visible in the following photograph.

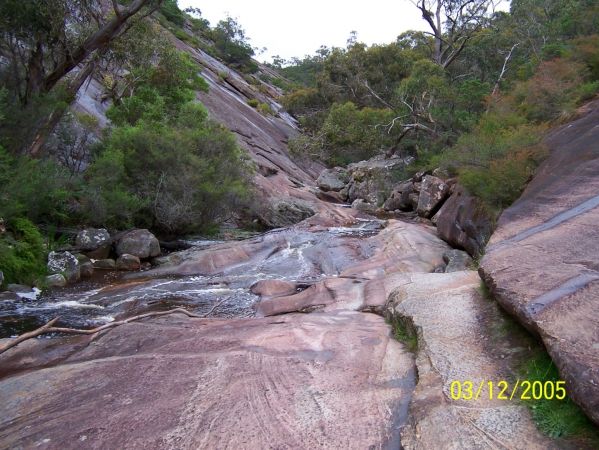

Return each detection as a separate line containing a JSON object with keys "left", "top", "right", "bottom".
{"left": 0, "top": 219, "right": 384, "bottom": 339}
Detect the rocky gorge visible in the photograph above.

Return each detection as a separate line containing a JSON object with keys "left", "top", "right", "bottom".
{"left": 1, "top": 26, "right": 599, "bottom": 450}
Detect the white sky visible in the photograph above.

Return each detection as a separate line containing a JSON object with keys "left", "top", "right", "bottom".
{"left": 178, "top": 1, "right": 510, "bottom": 64}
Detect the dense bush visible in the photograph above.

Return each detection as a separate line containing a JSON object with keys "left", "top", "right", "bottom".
{"left": 0, "top": 218, "right": 46, "bottom": 285}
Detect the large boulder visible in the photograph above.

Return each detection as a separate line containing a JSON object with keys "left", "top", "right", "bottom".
{"left": 351, "top": 199, "right": 378, "bottom": 214}
{"left": 346, "top": 155, "right": 410, "bottom": 205}
{"left": 93, "top": 259, "right": 116, "bottom": 270}
{"left": 260, "top": 197, "right": 317, "bottom": 227}
{"left": 47, "top": 251, "right": 80, "bottom": 283}
{"left": 116, "top": 229, "right": 161, "bottom": 259}
{"left": 76, "top": 228, "right": 111, "bottom": 260}
{"left": 250, "top": 279, "right": 296, "bottom": 297}
{"left": 479, "top": 100, "right": 599, "bottom": 426}
{"left": 433, "top": 185, "right": 492, "bottom": 257}
{"left": 316, "top": 167, "right": 349, "bottom": 191}
{"left": 382, "top": 181, "right": 416, "bottom": 211}
{"left": 416, "top": 175, "right": 450, "bottom": 218}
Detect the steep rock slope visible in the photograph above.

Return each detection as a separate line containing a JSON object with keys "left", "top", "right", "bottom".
{"left": 479, "top": 100, "right": 599, "bottom": 425}
{"left": 73, "top": 33, "right": 335, "bottom": 227}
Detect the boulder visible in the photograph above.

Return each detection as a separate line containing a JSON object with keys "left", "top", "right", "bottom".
{"left": 415, "top": 175, "right": 450, "bottom": 218}
{"left": 0, "top": 270, "right": 3, "bottom": 286}
{"left": 45, "top": 274, "right": 67, "bottom": 287}
{"left": 316, "top": 167, "right": 349, "bottom": 191}
{"left": 250, "top": 279, "right": 296, "bottom": 297}
{"left": 79, "top": 262, "right": 94, "bottom": 277}
{"left": 76, "top": 228, "right": 111, "bottom": 260}
{"left": 382, "top": 181, "right": 415, "bottom": 211}
{"left": 442, "top": 249, "right": 473, "bottom": 272}
{"left": 7, "top": 284, "right": 34, "bottom": 294}
{"left": 408, "top": 192, "right": 419, "bottom": 209}
{"left": 47, "top": 251, "right": 80, "bottom": 283}
{"left": 345, "top": 155, "right": 410, "bottom": 204}
{"left": 260, "top": 197, "right": 317, "bottom": 227}
{"left": 116, "top": 229, "right": 161, "bottom": 259}
{"left": 479, "top": 100, "right": 599, "bottom": 426}
{"left": 93, "top": 259, "right": 116, "bottom": 270}
{"left": 116, "top": 254, "right": 141, "bottom": 271}
{"left": 351, "top": 199, "right": 378, "bottom": 214}
{"left": 434, "top": 185, "right": 492, "bottom": 257}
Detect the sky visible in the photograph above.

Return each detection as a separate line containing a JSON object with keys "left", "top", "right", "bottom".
{"left": 178, "top": 0, "right": 433, "bottom": 63}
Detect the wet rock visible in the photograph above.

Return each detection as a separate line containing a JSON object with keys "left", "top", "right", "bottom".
{"left": 443, "top": 249, "right": 473, "bottom": 272}
{"left": 317, "top": 167, "right": 349, "bottom": 191}
{"left": 351, "top": 199, "right": 378, "bottom": 214}
{"left": 47, "top": 251, "right": 80, "bottom": 283}
{"left": 45, "top": 274, "right": 67, "bottom": 287}
{"left": 479, "top": 100, "right": 599, "bottom": 426}
{"left": 116, "top": 254, "right": 141, "bottom": 271}
{"left": 250, "top": 279, "right": 296, "bottom": 297}
{"left": 346, "top": 155, "right": 410, "bottom": 204}
{"left": 93, "top": 259, "right": 116, "bottom": 270}
{"left": 76, "top": 228, "right": 111, "bottom": 260}
{"left": 390, "top": 272, "right": 562, "bottom": 449}
{"left": 79, "top": 262, "right": 94, "bottom": 277}
{"left": 416, "top": 175, "right": 450, "bottom": 218}
{"left": 435, "top": 185, "right": 492, "bottom": 257}
{"left": 0, "top": 312, "right": 415, "bottom": 449}
{"left": 7, "top": 284, "right": 34, "bottom": 294}
{"left": 116, "top": 229, "right": 161, "bottom": 259}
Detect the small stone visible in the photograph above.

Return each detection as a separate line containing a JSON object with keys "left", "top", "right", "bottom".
{"left": 80, "top": 262, "right": 94, "bottom": 277}
{"left": 45, "top": 274, "right": 67, "bottom": 287}
{"left": 116, "top": 254, "right": 141, "bottom": 271}
{"left": 93, "top": 259, "right": 116, "bottom": 270}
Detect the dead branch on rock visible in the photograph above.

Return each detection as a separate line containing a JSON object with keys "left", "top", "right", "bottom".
{"left": 0, "top": 297, "right": 232, "bottom": 356}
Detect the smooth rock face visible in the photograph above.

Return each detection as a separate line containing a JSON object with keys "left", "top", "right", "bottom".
{"left": 0, "top": 312, "right": 415, "bottom": 450}
{"left": 389, "top": 272, "right": 562, "bottom": 450}
{"left": 479, "top": 100, "right": 599, "bottom": 425}
{"left": 415, "top": 175, "right": 449, "bottom": 218}
{"left": 116, "top": 229, "right": 161, "bottom": 259}
{"left": 317, "top": 167, "right": 349, "bottom": 191}
{"left": 256, "top": 221, "right": 453, "bottom": 317}
{"left": 434, "top": 185, "right": 492, "bottom": 257}
{"left": 47, "top": 251, "right": 80, "bottom": 283}
{"left": 45, "top": 274, "right": 67, "bottom": 287}
{"left": 116, "top": 254, "right": 141, "bottom": 271}
{"left": 250, "top": 279, "right": 296, "bottom": 297}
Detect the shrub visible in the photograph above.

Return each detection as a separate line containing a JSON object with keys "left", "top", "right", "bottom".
{"left": 246, "top": 99, "right": 259, "bottom": 107}
{"left": 0, "top": 218, "right": 46, "bottom": 285}
{"left": 257, "top": 103, "right": 272, "bottom": 115}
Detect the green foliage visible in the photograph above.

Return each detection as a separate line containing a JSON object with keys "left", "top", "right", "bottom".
{"left": 159, "top": 0, "right": 185, "bottom": 26}
{"left": 88, "top": 102, "right": 252, "bottom": 235}
{"left": 387, "top": 314, "right": 418, "bottom": 353}
{"left": 0, "top": 218, "right": 46, "bottom": 285}
{"left": 210, "top": 16, "right": 256, "bottom": 72}
{"left": 246, "top": 99, "right": 259, "bottom": 107}
{"left": 519, "top": 351, "right": 599, "bottom": 444}
{"left": 257, "top": 103, "right": 272, "bottom": 115}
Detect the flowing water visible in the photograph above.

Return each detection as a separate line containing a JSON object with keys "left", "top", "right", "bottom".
{"left": 0, "top": 220, "right": 384, "bottom": 339}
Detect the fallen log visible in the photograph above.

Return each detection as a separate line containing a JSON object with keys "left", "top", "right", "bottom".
{"left": 0, "top": 297, "right": 231, "bottom": 356}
